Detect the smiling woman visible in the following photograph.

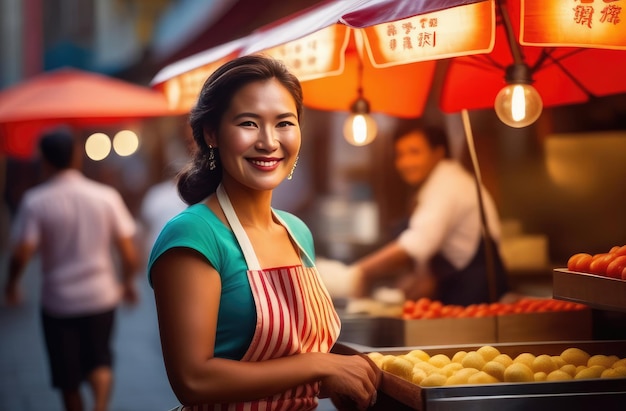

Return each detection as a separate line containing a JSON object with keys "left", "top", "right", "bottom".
{"left": 146, "top": 55, "right": 380, "bottom": 411}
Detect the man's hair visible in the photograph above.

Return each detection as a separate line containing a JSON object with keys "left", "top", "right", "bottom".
{"left": 396, "top": 125, "right": 450, "bottom": 157}
{"left": 39, "top": 128, "right": 76, "bottom": 169}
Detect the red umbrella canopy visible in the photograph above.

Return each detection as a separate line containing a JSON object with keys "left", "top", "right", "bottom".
{"left": 0, "top": 68, "right": 183, "bottom": 158}
{"left": 439, "top": 0, "right": 626, "bottom": 115}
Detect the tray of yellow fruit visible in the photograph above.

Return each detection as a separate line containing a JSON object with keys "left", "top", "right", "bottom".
{"left": 365, "top": 341, "right": 626, "bottom": 410}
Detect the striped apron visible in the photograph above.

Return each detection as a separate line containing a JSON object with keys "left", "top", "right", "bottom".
{"left": 180, "top": 185, "right": 341, "bottom": 411}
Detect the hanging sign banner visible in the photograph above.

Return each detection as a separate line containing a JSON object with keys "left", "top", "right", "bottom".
{"left": 363, "top": 0, "right": 495, "bottom": 66}
{"left": 520, "top": 0, "right": 626, "bottom": 49}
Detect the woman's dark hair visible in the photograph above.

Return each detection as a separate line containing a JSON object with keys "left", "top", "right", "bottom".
{"left": 177, "top": 54, "right": 304, "bottom": 205}
{"left": 39, "top": 128, "right": 75, "bottom": 169}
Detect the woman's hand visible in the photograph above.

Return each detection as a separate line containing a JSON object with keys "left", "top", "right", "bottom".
{"left": 319, "top": 354, "right": 379, "bottom": 411}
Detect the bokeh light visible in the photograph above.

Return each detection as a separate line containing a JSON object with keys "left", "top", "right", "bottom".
{"left": 113, "top": 129, "right": 139, "bottom": 156}
{"left": 85, "top": 132, "right": 111, "bottom": 161}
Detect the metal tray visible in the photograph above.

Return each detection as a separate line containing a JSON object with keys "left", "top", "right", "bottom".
{"left": 345, "top": 340, "right": 626, "bottom": 411}
{"left": 553, "top": 268, "right": 626, "bottom": 312}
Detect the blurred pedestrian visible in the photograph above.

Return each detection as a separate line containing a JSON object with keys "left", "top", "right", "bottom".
{"left": 350, "top": 127, "right": 509, "bottom": 305}
{"left": 148, "top": 55, "right": 378, "bottom": 410}
{"left": 4, "top": 128, "right": 139, "bottom": 411}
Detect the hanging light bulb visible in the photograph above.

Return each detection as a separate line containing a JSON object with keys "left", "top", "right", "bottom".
{"left": 343, "top": 97, "right": 377, "bottom": 146}
{"left": 343, "top": 31, "right": 377, "bottom": 146}
{"left": 494, "top": 64, "right": 543, "bottom": 128}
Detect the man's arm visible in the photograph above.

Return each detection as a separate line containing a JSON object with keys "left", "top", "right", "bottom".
{"left": 5, "top": 242, "right": 36, "bottom": 305}
{"left": 350, "top": 241, "right": 413, "bottom": 297}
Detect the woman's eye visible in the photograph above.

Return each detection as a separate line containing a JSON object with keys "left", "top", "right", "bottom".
{"left": 277, "top": 121, "right": 295, "bottom": 128}
{"left": 239, "top": 121, "right": 257, "bottom": 127}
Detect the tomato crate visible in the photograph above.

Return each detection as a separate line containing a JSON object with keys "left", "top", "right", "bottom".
{"left": 553, "top": 268, "right": 626, "bottom": 312}
{"left": 496, "top": 309, "right": 593, "bottom": 343}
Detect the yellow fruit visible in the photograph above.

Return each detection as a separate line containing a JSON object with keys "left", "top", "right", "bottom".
{"left": 612, "top": 366, "right": 626, "bottom": 377}
{"left": 384, "top": 357, "right": 414, "bottom": 381}
{"left": 407, "top": 349, "right": 431, "bottom": 362}
{"left": 482, "top": 361, "right": 505, "bottom": 381}
{"left": 462, "top": 351, "right": 486, "bottom": 370}
{"left": 575, "top": 365, "right": 605, "bottom": 380}
{"left": 413, "top": 361, "right": 437, "bottom": 376}
{"left": 588, "top": 354, "right": 619, "bottom": 368}
{"left": 534, "top": 372, "right": 547, "bottom": 381}
{"left": 428, "top": 354, "right": 451, "bottom": 368}
{"left": 513, "top": 353, "right": 536, "bottom": 369}
{"left": 560, "top": 364, "right": 577, "bottom": 377}
{"left": 477, "top": 345, "right": 501, "bottom": 362}
{"left": 411, "top": 367, "right": 428, "bottom": 385}
{"left": 420, "top": 373, "right": 447, "bottom": 387}
{"left": 402, "top": 354, "right": 425, "bottom": 365}
{"left": 601, "top": 368, "right": 621, "bottom": 378}
{"left": 504, "top": 363, "right": 534, "bottom": 382}
{"left": 611, "top": 358, "right": 626, "bottom": 369}
{"left": 468, "top": 371, "right": 499, "bottom": 385}
{"left": 379, "top": 355, "right": 397, "bottom": 370}
{"left": 546, "top": 370, "right": 573, "bottom": 381}
{"left": 551, "top": 355, "right": 566, "bottom": 369}
{"left": 445, "top": 368, "right": 480, "bottom": 386}
{"left": 532, "top": 354, "right": 557, "bottom": 374}
{"left": 440, "top": 362, "right": 463, "bottom": 377}
{"left": 492, "top": 354, "right": 514, "bottom": 368}
{"left": 367, "top": 352, "right": 384, "bottom": 368}
{"left": 451, "top": 350, "right": 468, "bottom": 363}
{"left": 560, "top": 347, "right": 590, "bottom": 366}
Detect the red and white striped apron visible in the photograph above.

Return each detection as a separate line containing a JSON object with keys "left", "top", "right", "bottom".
{"left": 182, "top": 185, "right": 341, "bottom": 411}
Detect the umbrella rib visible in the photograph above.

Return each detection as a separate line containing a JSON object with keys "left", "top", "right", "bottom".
{"left": 534, "top": 49, "right": 594, "bottom": 98}
{"left": 452, "top": 55, "right": 507, "bottom": 72}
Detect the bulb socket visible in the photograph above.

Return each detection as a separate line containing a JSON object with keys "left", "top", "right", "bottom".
{"left": 504, "top": 63, "right": 534, "bottom": 85}
{"left": 350, "top": 97, "right": 371, "bottom": 114}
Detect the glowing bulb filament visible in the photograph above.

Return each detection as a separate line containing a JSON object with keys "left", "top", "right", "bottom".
{"left": 352, "top": 115, "right": 368, "bottom": 145}
{"left": 511, "top": 85, "right": 526, "bottom": 121}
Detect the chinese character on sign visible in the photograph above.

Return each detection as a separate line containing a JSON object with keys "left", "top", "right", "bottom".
{"left": 385, "top": 20, "right": 438, "bottom": 53}
{"left": 418, "top": 32, "right": 436, "bottom": 48}
{"left": 600, "top": 4, "right": 622, "bottom": 23}
{"left": 573, "top": 5, "right": 594, "bottom": 27}
{"left": 572, "top": 0, "right": 622, "bottom": 28}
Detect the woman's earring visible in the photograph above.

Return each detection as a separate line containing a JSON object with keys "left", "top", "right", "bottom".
{"left": 208, "top": 145, "right": 216, "bottom": 171}
{"left": 287, "top": 156, "right": 299, "bottom": 180}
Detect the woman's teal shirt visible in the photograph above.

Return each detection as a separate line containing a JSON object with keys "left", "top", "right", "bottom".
{"left": 147, "top": 203, "right": 316, "bottom": 360}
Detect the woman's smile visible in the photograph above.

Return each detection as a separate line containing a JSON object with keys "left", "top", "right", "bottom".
{"left": 247, "top": 157, "right": 282, "bottom": 171}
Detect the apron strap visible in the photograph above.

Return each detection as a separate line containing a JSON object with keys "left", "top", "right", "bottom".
{"left": 216, "top": 184, "right": 262, "bottom": 270}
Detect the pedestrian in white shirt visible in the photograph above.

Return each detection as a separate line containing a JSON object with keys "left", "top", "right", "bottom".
{"left": 4, "top": 128, "right": 139, "bottom": 411}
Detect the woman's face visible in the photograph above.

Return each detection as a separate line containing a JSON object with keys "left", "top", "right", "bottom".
{"left": 394, "top": 131, "right": 444, "bottom": 187}
{"left": 209, "top": 78, "right": 301, "bottom": 191}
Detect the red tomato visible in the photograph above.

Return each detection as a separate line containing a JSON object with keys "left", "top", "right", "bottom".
{"left": 589, "top": 253, "right": 615, "bottom": 276}
{"left": 606, "top": 255, "right": 626, "bottom": 279}
{"left": 571, "top": 253, "right": 593, "bottom": 273}
{"left": 567, "top": 253, "right": 587, "bottom": 271}
{"left": 611, "top": 244, "right": 626, "bottom": 256}
{"left": 403, "top": 300, "right": 416, "bottom": 314}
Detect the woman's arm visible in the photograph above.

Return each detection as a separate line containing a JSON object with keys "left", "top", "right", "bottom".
{"left": 151, "top": 247, "right": 377, "bottom": 409}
